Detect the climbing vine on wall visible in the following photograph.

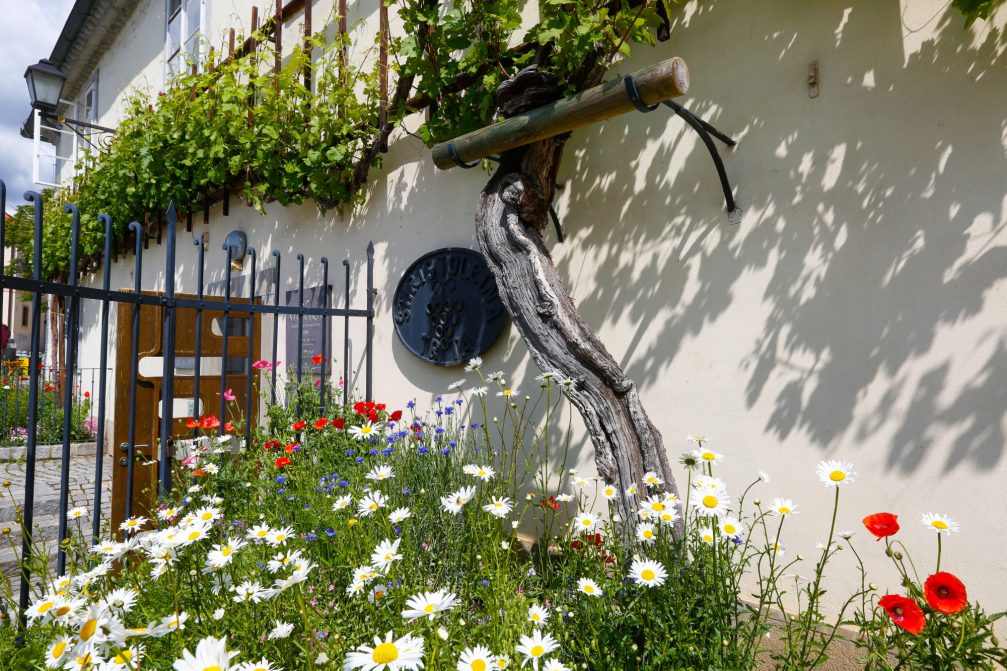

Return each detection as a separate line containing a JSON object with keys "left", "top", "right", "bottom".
{"left": 9, "top": 1, "right": 678, "bottom": 280}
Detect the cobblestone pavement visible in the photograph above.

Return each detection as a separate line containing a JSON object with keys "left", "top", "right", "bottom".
{"left": 0, "top": 453, "right": 113, "bottom": 593}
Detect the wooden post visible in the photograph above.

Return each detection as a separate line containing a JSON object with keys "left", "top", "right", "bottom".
{"left": 274, "top": 0, "right": 283, "bottom": 86}
{"left": 378, "top": 0, "right": 389, "bottom": 150}
{"left": 432, "top": 57, "right": 689, "bottom": 170}
{"left": 248, "top": 6, "right": 259, "bottom": 128}
{"left": 228, "top": 28, "right": 236, "bottom": 57}
{"left": 303, "top": 0, "right": 312, "bottom": 93}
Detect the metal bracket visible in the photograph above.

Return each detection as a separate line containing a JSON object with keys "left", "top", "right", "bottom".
{"left": 624, "top": 74, "right": 740, "bottom": 217}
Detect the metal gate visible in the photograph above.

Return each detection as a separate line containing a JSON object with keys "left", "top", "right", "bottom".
{"left": 0, "top": 182, "right": 375, "bottom": 631}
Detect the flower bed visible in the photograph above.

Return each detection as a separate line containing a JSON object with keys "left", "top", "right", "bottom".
{"left": 2, "top": 361, "right": 1004, "bottom": 670}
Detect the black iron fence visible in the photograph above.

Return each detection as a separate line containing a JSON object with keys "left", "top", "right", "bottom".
{"left": 0, "top": 180, "right": 375, "bottom": 629}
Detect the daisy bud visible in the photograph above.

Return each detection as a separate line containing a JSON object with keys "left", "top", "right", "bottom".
{"left": 869, "top": 582, "right": 878, "bottom": 591}
{"left": 1, "top": 480, "right": 10, "bottom": 487}
{"left": 753, "top": 499, "right": 761, "bottom": 506}
{"left": 894, "top": 551, "right": 903, "bottom": 560}
{"left": 437, "top": 627, "right": 449, "bottom": 640}
{"left": 797, "top": 554, "right": 804, "bottom": 561}
{"left": 189, "top": 569, "right": 198, "bottom": 577}
{"left": 613, "top": 514, "right": 623, "bottom": 524}
{"left": 476, "top": 555, "right": 482, "bottom": 561}
{"left": 1, "top": 528, "right": 9, "bottom": 535}
{"left": 511, "top": 521, "right": 519, "bottom": 529}
{"left": 316, "top": 652, "right": 330, "bottom": 665}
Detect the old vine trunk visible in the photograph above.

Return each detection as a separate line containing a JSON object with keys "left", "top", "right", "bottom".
{"left": 474, "top": 68, "right": 679, "bottom": 520}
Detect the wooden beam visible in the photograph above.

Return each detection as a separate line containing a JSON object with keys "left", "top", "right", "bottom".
{"left": 431, "top": 57, "right": 690, "bottom": 170}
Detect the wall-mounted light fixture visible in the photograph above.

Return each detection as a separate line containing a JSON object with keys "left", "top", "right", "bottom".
{"left": 223, "top": 230, "right": 247, "bottom": 270}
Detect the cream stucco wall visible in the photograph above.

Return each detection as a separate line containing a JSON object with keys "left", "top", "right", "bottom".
{"left": 63, "top": 0, "right": 1007, "bottom": 619}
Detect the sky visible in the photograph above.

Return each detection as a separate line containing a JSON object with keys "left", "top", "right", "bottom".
{"left": 0, "top": 0, "right": 76, "bottom": 212}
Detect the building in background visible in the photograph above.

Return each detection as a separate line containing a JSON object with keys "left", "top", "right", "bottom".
{"left": 16, "top": 0, "right": 1007, "bottom": 619}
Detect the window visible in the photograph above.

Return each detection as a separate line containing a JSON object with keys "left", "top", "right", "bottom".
{"left": 20, "top": 305, "right": 28, "bottom": 328}
{"left": 166, "top": 0, "right": 209, "bottom": 80}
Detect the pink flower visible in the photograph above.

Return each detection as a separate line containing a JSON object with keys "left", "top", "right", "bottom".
{"left": 252, "top": 360, "right": 272, "bottom": 370}
{"left": 216, "top": 388, "right": 236, "bottom": 401}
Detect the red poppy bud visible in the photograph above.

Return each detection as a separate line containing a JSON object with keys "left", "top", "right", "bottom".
{"left": 389, "top": 410, "right": 402, "bottom": 421}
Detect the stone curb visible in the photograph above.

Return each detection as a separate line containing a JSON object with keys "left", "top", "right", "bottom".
{"left": 0, "top": 442, "right": 98, "bottom": 463}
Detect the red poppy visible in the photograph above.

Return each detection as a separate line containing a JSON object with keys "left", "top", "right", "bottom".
{"left": 312, "top": 354, "right": 324, "bottom": 365}
{"left": 274, "top": 456, "right": 292, "bottom": 468}
{"left": 224, "top": 421, "right": 235, "bottom": 433}
{"left": 353, "top": 401, "right": 366, "bottom": 415}
{"left": 191, "top": 468, "right": 208, "bottom": 477}
{"left": 389, "top": 410, "right": 402, "bottom": 422}
{"left": 83, "top": 391, "right": 90, "bottom": 398}
{"left": 43, "top": 384, "right": 56, "bottom": 393}
{"left": 367, "top": 411, "right": 379, "bottom": 423}
{"left": 292, "top": 420, "right": 307, "bottom": 431}
{"left": 263, "top": 440, "right": 281, "bottom": 451}
{"left": 863, "top": 512, "right": 900, "bottom": 541}
{"left": 570, "top": 533, "right": 604, "bottom": 551}
{"left": 924, "top": 572, "right": 968, "bottom": 615}
{"left": 201, "top": 415, "right": 220, "bottom": 430}
{"left": 540, "top": 496, "right": 561, "bottom": 511}
{"left": 332, "top": 418, "right": 345, "bottom": 430}
{"left": 186, "top": 418, "right": 200, "bottom": 429}
{"left": 313, "top": 417, "right": 329, "bottom": 430}
{"left": 284, "top": 442, "right": 300, "bottom": 454}
{"left": 878, "top": 594, "right": 926, "bottom": 634}
{"left": 376, "top": 403, "right": 386, "bottom": 411}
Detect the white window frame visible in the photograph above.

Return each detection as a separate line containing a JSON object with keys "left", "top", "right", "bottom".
{"left": 164, "top": 0, "right": 211, "bottom": 82}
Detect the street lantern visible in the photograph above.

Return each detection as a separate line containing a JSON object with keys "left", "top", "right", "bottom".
{"left": 24, "top": 59, "right": 67, "bottom": 113}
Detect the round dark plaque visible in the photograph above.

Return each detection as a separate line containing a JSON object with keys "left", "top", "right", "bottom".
{"left": 393, "top": 248, "right": 507, "bottom": 366}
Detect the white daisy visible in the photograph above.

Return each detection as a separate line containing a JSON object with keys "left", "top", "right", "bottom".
{"left": 389, "top": 507, "right": 412, "bottom": 523}
{"left": 171, "top": 635, "right": 238, "bottom": 671}
{"left": 636, "top": 523, "right": 657, "bottom": 544}
{"left": 358, "top": 491, "right": 388, "bottom": 517}
{"left": 267, "top": 621, "right": 294, "bottom": 640}
{"left": 401, "top": 590, "right": 458, "bottom": 620}
{"left": 441, "top": 486, "right": 476, "bottom": 515}
{"left": 921, "top": 512, "right": 960, "bottom": 535}
{"left": 577, "top": 578, "right": 603, "bottom": 597}
{"left": 367, "top": 464, "right": 395, "bottom": 481}
{"left": 719, "top": 516, "right": 745, "bottom": 539}
{"left": 333, "top": 494, "right": 354, "bottom": 511}
{"left": 815, "top": 460, "right": 856, "bottom": 488}
{"left": 628, "top": 559, "right": 667, "bottom": 587}
{"left": 601, "top": 484, "right": 618, "bottom": 500}
{"left": 345, "top": 631, "right": 425, "bottom": 671}
{"left": 767, "top": 498, "right": 799, "bottom": 517}
{"left": 457, "top": 645, "right": 496, "bottom": 671}
{"left": 370, "top": 538, "right": 403, "bottom": 572}
{"left": 516, "top": 630, "right": 559, "bottom": 670}
{"left": 693, "top": 448, "right": 725, "bottom": 465}
{"left": 482, "top": 497, "right": 514, "bottom": 518}
{"left": 348, "top": 422, "right": 382, "bottom": 441}
{"left": 464, "top": 357, "right": 483, "bottom": 372}
{"left": 527, "top": 603, "right": 550, "bottom": 626}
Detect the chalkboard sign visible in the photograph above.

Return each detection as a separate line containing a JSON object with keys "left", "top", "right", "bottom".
{"left": 285, "top": 284, "right": 331, "bottom": 375}
{"left": 393, "top": 248, "right": 506, "bottom": 367}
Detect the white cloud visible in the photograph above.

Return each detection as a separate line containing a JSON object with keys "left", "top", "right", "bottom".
{"left": 0, "top": 0, "right": 76, "bottom": 211}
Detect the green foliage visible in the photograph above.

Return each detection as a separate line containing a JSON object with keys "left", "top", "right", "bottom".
{"left": 952, "top": 0, "right": 1005, "bottom": 26}
{"left": 17, "top": 2, "right": 674, "bottom": 280}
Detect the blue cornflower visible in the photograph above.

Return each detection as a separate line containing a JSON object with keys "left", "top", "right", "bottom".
{"left": 338, "top": 479, "right": 349, "bottom": 487}
{"left": 481, "top": 579, "right": 489, "bottom": 587}
{"left": 435, "top": 396, "right": 443, "bottom": 404}
{"left": 441, "top": 448, "right": 451, "bottom": 456}
{"left": 355, "top": 456, "right": 365, "bottom": 464}
{"left": 368, "top": 449, "right": 379, "bottom": 456}
{"left": 382, "top": 447, "right": 394, "bottom": 456}
{"left": 394, "top": 526, "right": 402, "bottom": 537}
{"left": 304, "top": 533, "right": 317, "bottom": 541}
{"left": 406, "top": 400, "right": 416, "bottom": 409}
{"left": 277, "top": 489, "right": 286, "bottom": 495}
{"left": 455, "top": 399, "right": 464, "bottom": 405}
{"left": 324, "top": 527, "right": 336, "bottom": 537}
{"left": 449, "top": 441, "right": 458, "bottom": 448}
{"left": 402, "top": 487, "right": 412, "bottom": 495}
{"left": 418, "top": 446, "right": 430, "bottom": 455}
{"left": 275, "top": 476, "right": 287, "bottom": 484}
{"left": 471, "top": 422, "right": 481, "bottom": 429}
{"left": 444, "top": 407, "right": 454, "bottom": 415}
{"left": 435, "top": 410, "right": 443, "bottom": 417}
{"left": 345, "top": 448, "right": 356, "bottom": 456}
{"left": 435, "top": 427, "right": 446, "bottom": 434}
